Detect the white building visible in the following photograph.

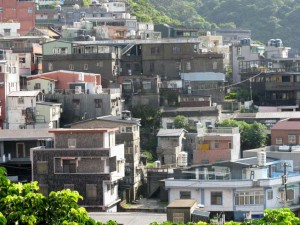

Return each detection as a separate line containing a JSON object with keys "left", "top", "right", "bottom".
{"left": 230, "top": 39, "right": 265, "bottom": 83}
{"left": 0, "top": 23, "right": 20, "bottom": 37}
{"left": 165, "top": 152, "right": 300, "bottom": 221}
{"left": 6, "top": 90, "right": 61, "bottom": 129}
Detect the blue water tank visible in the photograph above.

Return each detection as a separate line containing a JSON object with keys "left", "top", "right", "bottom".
{"left": 275, "top": 39, "right": 282, "bottom": 47}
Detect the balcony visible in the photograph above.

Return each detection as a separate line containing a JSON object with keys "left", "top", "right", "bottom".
{"left": 265, "top": 82, "right": 300, "bottom": 91}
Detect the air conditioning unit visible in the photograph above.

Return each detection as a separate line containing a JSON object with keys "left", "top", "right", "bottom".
{"left": 75, "top": 86, "right": 82, "bottom": 94}
{"left": 268, "top": 62, "right": 273, "bottom": 69}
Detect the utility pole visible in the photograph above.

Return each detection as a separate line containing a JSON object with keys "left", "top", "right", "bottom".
{"left": 281, "top": 162, "right": 288, "bottom": 206}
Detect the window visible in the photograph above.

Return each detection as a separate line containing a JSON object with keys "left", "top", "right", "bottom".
{"left": 69, "top": 64, "right": 74, "bottom": 70}
{"left": 235, "top": 191, "right": 264, "bottom": 205}
{"left": 228, "top": 142, "right": 232, "bottom": 149}
{"left": 95, "top": 99, "right": 102, "bottom": 108}
{"left": 18, "top": 97, "right": 24, "bottom": 104}
{"left": 96, "top": 61, "right": 103, "bottom": 67}
{"left": 213, "top": 62, "right": 218, "bottom": 70}
{"left": 142, "top": 81, "right": 151, "bottom": 90}
{"left": 186, "top": 61, "right": 191, "bottom": 71}
{"left": 150, "top": 62, "right": 155, "bottom": 73}
{"left": 180, "top": 191, "right": 191, "bottom": 199}
{"left": 276, "top": 138, "right": 283, "bottom": 145}
{"left": 211, "top": 192, "right": 222, "bottom": 205}
{"left": 48, "top": 62, "right": 53, "bottom": 71}
{"left": 267, "top": 190, "right": 273, "bottom": 200}
{"left": 84, "top": 64, "right": 88, "bottom": 70}
{"left": 28, "top": 7, "right": 32, "bottom": 13}
{"left": 288, "top": 135, "right": 296, "bottom": 145}
{"left": 172, "top": 46, "right": 181, "bottom": 54}
{"left": 73, "top": 99, "right": 80, "bottom": 109}
{"left": 63, "top": 159, "right": 77, "bottom": 173}
{"left": 61, "top": 47, "right": 67, "bottom": 54}
{"left": 201, "top": 159, "right": 209, "bottom": 164}
{"left": 16, "top": 143, "right": 25, "bottom": 158}
{"left": 214, "top": 141, "right": 219, "bottom": 149}
{"left": 280, "top": 188, "right": 295, "bottom": 201}
{"left": 237, "top": 47, "right": 242, "bottom": 56}
{"left": 4, "top": 29, "right": 11, "bottom": 36}
{"left": 34, "top": 83, "right": 41, "bottom": 90}
{"left": 68, "top": 138, "right": 76, "bottom": 148}
{"left": 86, "top": 184, "right": 97, "bottom": 200}
{"left": 37, "top": 161, "right": 48, "bottom": 175}
{"left": 150, "top": 47, "right": 160, "bottom": 55}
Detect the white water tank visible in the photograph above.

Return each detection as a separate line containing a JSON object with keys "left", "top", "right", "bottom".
{"left": 154, "top": 160, "right": 161, "bottom": 168}
{"left": 257, "top": 150, "right": 266, "bottom": 167}
{"left": 178, "top": 151, "right": 188, "bottom": 167}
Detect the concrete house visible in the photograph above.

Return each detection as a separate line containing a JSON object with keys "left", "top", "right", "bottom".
{"left": 181, "top": 72, "right": 226, "bottom": 103}
{"left": 165, "top": 153, "right": 300, "bottom": 221}
{"left": 160, "top": 105, "right": 220, "bottom": 129}
{"left": 69, "top": 111, "right": 142, "bottom": 202}
{"left": 117, "top": 74, "right": 161, "bottom": 108}
{"left": 0, "top": 0, "right": 35, "bottom": 35}
{"left": 193, "top": 124, "right": 241, "bottom": 165}
{"left": 42, "top": 40, "right": 121, "bottom": 88}
{"left": 0, "top": 128, "right": 53, "bottom": 182}
{"left": 271, "top": 118, "right": 300, "bottom": 146}
{"left": 31, "top": 128, "right": 125, "bottom": 212}
{"left": 157, "top": 128, "right": 187, "bottom": 165}
{"left": 45, "top": 84, "right": 122, "bottom": 126}
{"left": 26, "top": 70, "right": 102, "bottom": 94}
{"left": 6, "top": 90, "right": 61, "bottom": 130}
{"left": 0, "top": 49, "right": 20, "bottom": 129}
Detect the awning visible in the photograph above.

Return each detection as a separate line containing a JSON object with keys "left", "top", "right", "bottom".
{"left": 192, "top": 209, "right": 210, "bottom": 218}
{"left": 279, "top": 185, "right": 298, "bottom": 191}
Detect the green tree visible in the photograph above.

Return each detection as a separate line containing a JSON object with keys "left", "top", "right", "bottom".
{"left": 173, "top": 115, "right": 189, "bottom": 129}
{"left": 0, "top": 167, "right": 101, "bottom": 225}
{"left": 217, "top": 119, "right": 267, "bottom": 150}
{"left": 253, "top": 208, "right": 300, "bottom": 225}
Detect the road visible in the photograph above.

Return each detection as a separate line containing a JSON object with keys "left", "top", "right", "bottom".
{"left": 89, "top": 212, "right": 167, "bottom": 225}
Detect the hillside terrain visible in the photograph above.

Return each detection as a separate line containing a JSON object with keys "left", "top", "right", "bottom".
{"left": 130, "top": 0, "right": 300, "bottom": 50}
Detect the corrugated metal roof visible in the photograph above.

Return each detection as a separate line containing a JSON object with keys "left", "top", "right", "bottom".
{"left": 182, "top": 72, "right": 225, "bottom": 81}
{"left": 7, "top": 90, "right": 41, "bottom": 97}
{"left": 167, "top": 199, "right": 197, "bottom": 208}
{"left": 0, "top": 129, "right": 53, "bottom": 141}
{"left": 157, "top": 128, "right": 186, "bottom": 137}
{"left": 256, "top": 112, "right": 300, "bottom": 119}
{"left": 272, "top": 118, "right": 300, "bottom": 130}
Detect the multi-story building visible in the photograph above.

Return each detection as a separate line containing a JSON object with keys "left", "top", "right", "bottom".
{"left": 230, "top": 38, "right": 265, "bottom": 83}
{"left": 69, "top": 111, "right": 142, "bottom": 202}
{"left": 0, "top": 36, "right": 46, "bottom": 78}
{"left": 160, "top": 105, "right": 220, "bottom": 129}
{"left": 42, "top": 40, "right": 121, "bottom": 87}
{"left": 117, "top": 74, "right": 161, "bottom": 108}
{"left": 0, "top": 22, "right": 20, "bottom": 37}
{"left": 0, "top": 0, "right": 36, "bottom": 35}
{"left": 271, "top": 118, "right": 300, "bottom": 146}
{"left": 193, "top": 125, "right": 240, "bottom": 165}
{"left": 31, "top": 128, "right": 125, "bottom": 211}
{"left": 0, "top": 49, "right": 20, "bottom": 129}
{"left": 165, "top": 153, "right": 300, "bottom": 220}
{"left": 26, "top": 70, "right": 102, "bottom": 94}
{"left": 6, "top": 90, "right": 61, "bottom": 129}
{"left": 181, "top": 72, "right": 225, "bottom": 103}
{"left": 121, "top": 40, "right": 224, "bottom": 81}
{"left": 238, "top": 39, "right": 300, "bottom": 107}
{"left": 156, "top": 128, "right": 187, "bottom": 165}
{"left": 0, "top": 128, "right": 53, "bottom": 182}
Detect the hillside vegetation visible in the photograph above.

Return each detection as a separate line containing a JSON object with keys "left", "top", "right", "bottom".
{"left": 131, "top": 0, "right": 300, "bottom": 49}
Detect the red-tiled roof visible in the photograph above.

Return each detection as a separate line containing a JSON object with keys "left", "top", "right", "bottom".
{"left": 271, "top": 118, "right": 300, "bottom": 130}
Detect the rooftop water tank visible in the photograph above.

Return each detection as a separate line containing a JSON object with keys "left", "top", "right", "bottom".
{"left": 178, "top": 151, "right": 188, "bottom": 167}
{"left": 257, "top": 150, "right": 266, "bottom": 167}
{"left": 154, "top": 160, "right": 161, "bottom": 168}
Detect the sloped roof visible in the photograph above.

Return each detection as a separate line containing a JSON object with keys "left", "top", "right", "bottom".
{"left": 182, "top": 72, "right": 225, "bottom": 81}
{"left": 271, "top": 118, "right": 300, "bottom": 130}
{"left": 7, "top": 90, "right": 41, "bottom": 97}
{"left": 0, "top": 129, "right": 53, "bottom": 141}
{"left": 157, "top": 128, "right": 186, "bottom": 137}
